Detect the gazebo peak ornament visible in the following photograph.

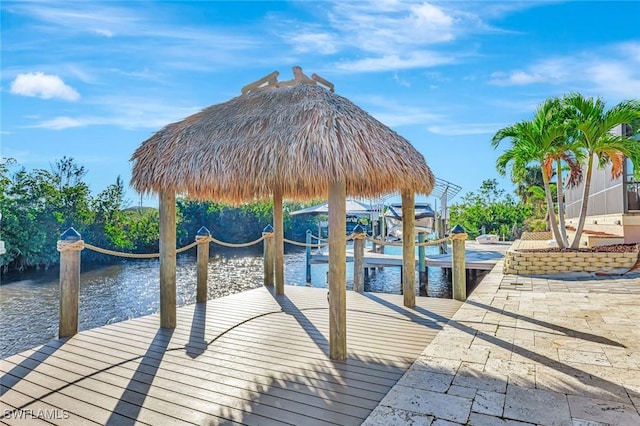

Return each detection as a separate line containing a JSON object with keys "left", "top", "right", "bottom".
{"left": 241, "top": 66, "right": 335, "bottom": 94}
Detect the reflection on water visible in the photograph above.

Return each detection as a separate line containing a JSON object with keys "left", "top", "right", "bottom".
{"left": 0, "top": 246, "right": 483, "bottom": 358}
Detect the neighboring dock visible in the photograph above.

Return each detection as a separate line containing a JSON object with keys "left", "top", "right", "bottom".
{"left": 1, "top": 285, "right": 461, "bottom": 425}
{"left": 310, "top": 241, "right": 511, "bottom": 271}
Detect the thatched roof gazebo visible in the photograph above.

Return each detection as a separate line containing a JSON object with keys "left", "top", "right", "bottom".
{"left": 131, "top": 67, "right": 435, "bottom": 359}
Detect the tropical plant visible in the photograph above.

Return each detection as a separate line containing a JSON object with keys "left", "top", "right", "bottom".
{"left": 492, "top": 99, "right": 575, "bottom": 247}
{"left": 449, "top": 179, "right": 531, "bottom": 240}
{"left": 562, "top": 94, "right": 640, "bottom": 248}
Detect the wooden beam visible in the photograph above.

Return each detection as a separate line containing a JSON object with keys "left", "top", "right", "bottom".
{"left": 418, "top": 232, "right": 426, "bottom": 285}
{"left": 452, "top": 233, "right": 467, "bottom": 301}
{"left": 401, "top": 191, "right": 416, "bottom": 308}
{"left": 328, "top": 181, "right": 347, "bottom": 360}
{"left": 263, "top": 228, "right": 274, "bottom": 286}
{"left": 159, "top": 190, "right": 176, "bottom": 328}
{"left": 353, "top": 232, "right": 365, "bottom": 293}
{"left": 196, "top": 235, "right": 210, "bottom": 304}
{"left": 241, "top": 71, "right": 279, "bottom": 94}
{"left": 58, "top": 238, "right": 81, "bottom": 338}
{"left": 311, "top": 73, "right": 335, "bottom": 92}
{"left": 273, "top": 188, "right": 285, "bottom": 295}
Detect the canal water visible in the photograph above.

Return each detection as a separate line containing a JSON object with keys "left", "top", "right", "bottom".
{"left": 0, "top": 245, "right": 482, "bottom": 359}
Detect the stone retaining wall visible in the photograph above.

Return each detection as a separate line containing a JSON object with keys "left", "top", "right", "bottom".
{"left": 504, "top": 249, "right": 638, "bottom": 275}
{"left": 520, "top": 231, "right": 552, "bottom": 241}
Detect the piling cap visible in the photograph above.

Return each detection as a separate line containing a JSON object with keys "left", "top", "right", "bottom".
{"left": 60, "top": 227, "right": 81, "bottom": 241}
{"left": 263, "top": 224, "right": 274, "bottom": 233}
{"left": 450, "top": 224, "right": 466, "bottom": 234}
{"left": 196, "top": 226, "right": 211, "bottom": 237}
{"left": 352, "top": 224, "right": 365, "bottom": 234}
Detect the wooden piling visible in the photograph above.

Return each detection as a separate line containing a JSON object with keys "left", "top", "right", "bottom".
{"left": 305, "top": 230, "right": 312, "bottom": 284}
{"left": 451, "top": 227, "right": 467, "bottom": 302}
{"left": 401, "top": 191, "right": 416, "bottom": 307}
{"left": 263, "top": 226, "right": 274, "bottom": 286}
{"left": 328, "top": 180, "right": 347, "bottom": 360}
{"left": 418, "top": 232, "right": 426, "bottom": 285}
{"left": 274, "top": 189, "right": 284, "bottom": 295}
{"left": 196, "top": 227, "right": 211, "bottom": 304}
{"left": 353, "top": 227, "right": 365, "bottom": 293}
{"left": 159, "top": 190, "right": 176, "bottom": 328}
{"left": 58, "top": 228, "right": 82, "bottom": 338}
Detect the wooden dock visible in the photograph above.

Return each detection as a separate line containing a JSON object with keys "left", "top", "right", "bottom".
{"left": 1, "top": 286, "right": 461, "bottom": 425}
{"left": 310, "top": 241, "right": 511, "bottom": 271}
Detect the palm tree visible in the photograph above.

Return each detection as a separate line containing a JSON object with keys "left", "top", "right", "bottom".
{"left": 562, "top": 94, "right": 640, "bottom": 248}
{"left": 513, "top": 166, "right": 544, "bottom": 204}
{"left": 493, "top": 99, "right": 570, "bottom": 247}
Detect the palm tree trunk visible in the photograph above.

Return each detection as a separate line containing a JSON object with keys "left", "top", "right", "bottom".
{"left": 542, "top": 172, "right": 564, "bottom": 248}
{"left": 556, "top": 159, "right": 569, "bottom": 247}
{"left": 571, "top": 153, "right": 594, "bottom": 249}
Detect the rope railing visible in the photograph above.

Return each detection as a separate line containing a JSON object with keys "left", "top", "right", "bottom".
{"left": 285, "top": 232, "right": 362, "bottom": 247}
{"left": 284, "top": 238, "right": 328, "bottom": 248}
{"left": 57, "top": 234, "right": 268, "bottom": 258}
{"left": 58, "top": 231, "right": 460, "bottom": 258}
{"left": 208, "top": 234, "right": 267, "bottom": 248}
{"left": 365, "top": 234, "right": 455, "bottom": 247}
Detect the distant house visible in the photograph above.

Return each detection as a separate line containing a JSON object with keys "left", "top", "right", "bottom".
{"left": 564, "top": 124, "right": 640, "bottom": 246}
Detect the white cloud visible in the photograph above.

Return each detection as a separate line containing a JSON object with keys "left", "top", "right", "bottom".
{"left": 30, "top": 116, "right": 84, "bottom": 130}
{"left": 8, "top": 2, "right": 261, "bottom": 73}
{"left": 488, "top": 43, "right": 640, "bottom": 101}
{"left": 490, "top": 58, "right": 571, "bottom": 86}
{"left": 336, "top": 51, "right": 455, "bottom": 72}
{"left": 289, "top": 31, "right": 339, "bottom": 55}
{"left": 427, "top": 123, "right": 503, "bottom": 136}
{"left": 10, "top": 72, "right": 80, "bottom": 101}
{"left": 358, "top": 95, "right": 443, "bottom": 127}
{"left": 94, "top": 29, "right": 114, "bottom": 37}
{"left": 587, "top": 62, "right": 640, "bottom": 98}
{"left": 275, "top": 1, "right": 492, "bottom": 73}
{"left": 25, "top": 96, "right": 201, "bottom": 131}
{"left": 393, "top": 73, "right": 411, "bottom": 87}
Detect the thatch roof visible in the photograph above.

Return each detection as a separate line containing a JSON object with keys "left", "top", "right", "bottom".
{"left": 131, "top": 69, "right": 434, "bottom": 203}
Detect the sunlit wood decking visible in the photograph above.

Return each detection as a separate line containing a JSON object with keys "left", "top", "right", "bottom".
{"left": 1, "top": 286, "right": 461, "bottom": 425}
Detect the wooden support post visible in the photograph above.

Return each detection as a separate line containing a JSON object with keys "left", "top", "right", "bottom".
{"left": 196, "top": 226, "right": 211, "bottom": 304}
{"left": 273, "top": 189, "right": 284, "bottom": 295}
{"left": 418, "top": 232, "right": 426, "bottom": 285}
{"left": 58, "top": 228, "right": 82, "bottom": 338}
{"left": 159, "top": 190, "right": 176, "bottom": 328}
{"left": 328, "top": 180, "right": 347, "bottom": 360}
{"left": 305, "top": 230, "right": 312, "bottom": 284}
{"left": 263, "top": 225, "right": 274, "bottom": 286}
{"left": 401, "top": 191, "right": 416, "bottom": 308}
{"left": 371, "top": 221, "right": 377, "bottom": 254}
{"left": 353, "top": 225, "right": 365, "bottom": 293}
{"left": 451, "top": 225, "right": 467, "bottom": 302}
{"left": 379, "top": 215, "right": 386, "bottom": 254}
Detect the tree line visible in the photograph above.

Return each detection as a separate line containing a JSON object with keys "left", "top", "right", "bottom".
{"left": 0, "top": 157, "right": 318, "bottom": 274}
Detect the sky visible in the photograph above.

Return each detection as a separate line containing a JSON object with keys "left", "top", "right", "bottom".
{"left": 2, "top": 0, "right": 639, "bottom": 208}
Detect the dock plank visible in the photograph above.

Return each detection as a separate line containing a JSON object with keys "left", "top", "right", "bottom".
{"left": 1, "top": 285, "right": 460, "bottom": 425}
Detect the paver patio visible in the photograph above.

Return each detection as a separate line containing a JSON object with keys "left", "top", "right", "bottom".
{"left": 364, "top": 260, "right": 640, "bottom": 426}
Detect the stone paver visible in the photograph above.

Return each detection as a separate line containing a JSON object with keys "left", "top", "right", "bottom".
{"left": 363, "top": 251, "right": 640, "bottom": 426}
{"left": 567, "top": 394, "right": 640, "bottom": 426}
{"left": 504, "top": 384, "right": 572, "bottom": 425}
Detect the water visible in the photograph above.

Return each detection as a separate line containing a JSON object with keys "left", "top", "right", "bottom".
{"left": 0, "top": 245, "right": 477, "bottom": 359}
